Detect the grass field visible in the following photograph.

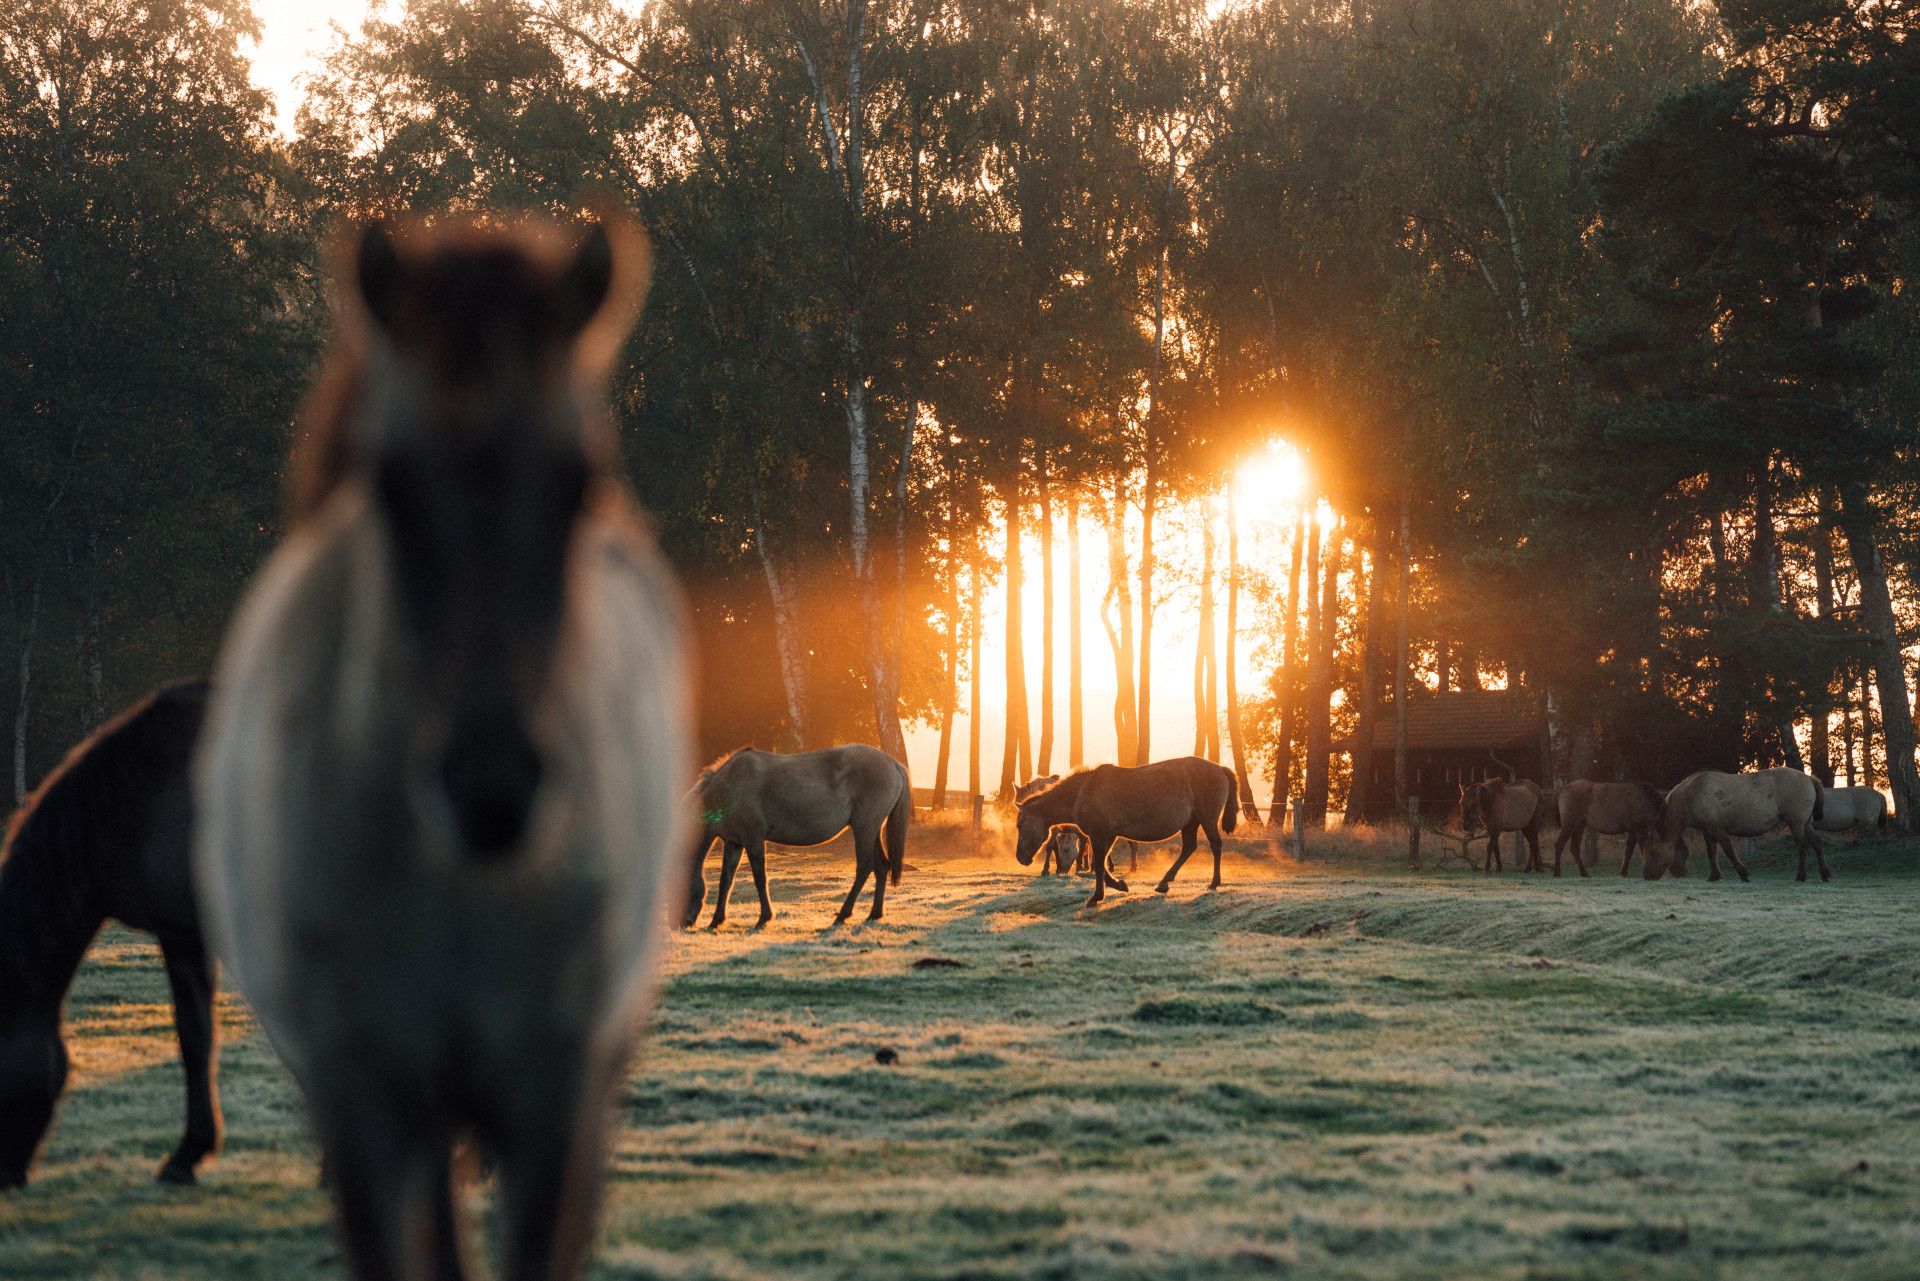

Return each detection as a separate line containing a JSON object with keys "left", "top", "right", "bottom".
{"left": 5, "top": 819, "right": 1920, "bottom": 1279}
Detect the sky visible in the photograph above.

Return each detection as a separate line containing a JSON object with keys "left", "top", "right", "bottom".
{"left": 248, "top": 0, "right": 378, "bottom": 131}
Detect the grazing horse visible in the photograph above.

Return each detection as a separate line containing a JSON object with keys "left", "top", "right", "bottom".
{"left": 1643, "top": 768, "right": 1826, "bottom": 883}
{"left": 1015, "top": 775, "right": 1086, "bottom": 875}
{"left": 1814, "top": 785, "right": 1889, "bottom": 835}
{"left": 0, "top": 680, "right": 219, "bottom": 1191}
{"left": 1552, "top": 780, "right": 1664, "bottom": 878}
{"left": 1460, "top": 778, "right": 1548, "bottom": 874}
{"left": 684, "top": 745, "right": 910, "bottom": 928}
{"left": 1015, "top": 757, "right": 1237, "bottom": 906}
{"left": 194, "top": 215, "right": 690, "bottom": 1281}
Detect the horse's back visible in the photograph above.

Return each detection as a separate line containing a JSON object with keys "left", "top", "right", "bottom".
{"left": 1814, "top": 786, "right": 1887, "bottom": 832}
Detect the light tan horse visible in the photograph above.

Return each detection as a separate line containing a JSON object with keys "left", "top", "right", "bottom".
{"left": 1553, "top": 780, "right": 1664, "bottom": 878}
{"left": 1813, "top": 785, "right": 1889, "bottom": 835}
{"left": 1460, "top": 778, "right": 1548, "bottom": 874}
{"left": 195, "top": 215, "right": 690, "bottom": 1281}
{"left": 1642, "top": 768, "right": 1827, "bottom": 883}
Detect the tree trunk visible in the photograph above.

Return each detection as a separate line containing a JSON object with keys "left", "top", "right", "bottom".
{"left": 746, "top": 465, "right": 810, "bottom": 750}
{"left": 1810, "top": 491, "right": 1835, "bottom": 784}
{"left": 1274, "top": 511, "right": 1306, "bottom": 809}
{"left": 999, "top": 485, "right": 1031, "bottom": 797}
{"left": 1837, "top": 480, "right": 1918, "bottom": 827}
{"left": 1435, "top": 642, "right": 1452, "bottom": 694}
{"left": 1304, "top": 518, "right": 1338, "bottom": 826}
{"left": 13, "top": 574, "right": 41, "bottom": 804}
{"left": 1393, "top": 494, "right": 1411, "bottom": 811}
{"left": 1102, "top": 485, "right": 1138, "bottom": 765}
{"left": 968, "top": 555, "right": 984, "bottom": 801}
{"left": 1037, "top": 455, "right": 1056, "bottom": 775}
{"left": 932, "top": 545, "right": 960, "bottom": 808}
{"left": 1193, "top": 504, "right": 1219, "bottom": 760}
{"left": 1224, "top": 486, "right": 1259, "bottom": 820}
{"left": 1343, "top": 523, "right": 1382, "bottom": 825}
{"left": 1136, "top": 472, "right": 1156, "bottom": 766}
{"left": 1068, "top": 489, "right": 1085, "bottom": 769}
{"left": 1752, "top": 462, "right": 1803, "bottom": 770}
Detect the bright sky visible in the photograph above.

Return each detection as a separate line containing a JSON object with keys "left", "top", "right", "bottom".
{"left": 248, "top": 0, "right": 380, "bottom": 131}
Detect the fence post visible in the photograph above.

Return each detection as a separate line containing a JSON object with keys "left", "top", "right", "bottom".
{"left": 971, "top": 793, "right": 984, "bottom": 853}
{"left": 1407, "top": 796, "right": 1421, "bottom": 869}
{"left": 1290, "top": 798, "right": 1305, "bottom": 861}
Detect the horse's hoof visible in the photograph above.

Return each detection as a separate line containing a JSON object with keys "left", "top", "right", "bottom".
{"left": 1110, "top": 879, "right": 1130, "bottom": 893}
{"left": 1209, "top": 880, "right": 1222, "bottom": 890}
{"left": 1154, "top": 882, "right": 1170, "bottom": 894}
{"left": 1738, "top": 872, "right": 1750, "bottom": 883}
{"left": 1708, "top": 871, "right": 1720, "bottom": 883}
{"left": 707, "top": 918, "right": 726, "bottom": 930}
{"left": 1820, "top": 870, "right": 1831, "bottom": 883}
{"left": 1796, "top": 870, "right": 1807, "bottom": 882}
{"left": 755, "top": 913, "right": 774, "bottom": 928}
{"left": 156, "top": 1162, "right": 196, "bottom": 1186}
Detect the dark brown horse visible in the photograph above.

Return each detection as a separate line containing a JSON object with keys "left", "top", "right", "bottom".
{"left": 1460, "top": 778, "right": 1548, "bottom": 874}
{"left": 1015, "top": 775, "right": 1086, "bottom": 875}
{"left": 195, "top": 215, "right": 690, "bottom": 1281}
{"left": 684, "top": 744, "right": 910, "bottom": 928}
{"left": 1015, "top": 757, "right": 1237, "bottom": 906}
{"left": 1552, "top": 780, "right": 1664, "bottom": 877}
{"left": 0, "top": 680, "right": 219, "bottom": 1190}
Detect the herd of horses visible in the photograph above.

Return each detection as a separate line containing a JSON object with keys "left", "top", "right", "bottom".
{"left": 1460, "top": 769, "right": 1889, "bottom": 883}
{"left": 0, "top": 212, "right": 1901, "bottom": 1280}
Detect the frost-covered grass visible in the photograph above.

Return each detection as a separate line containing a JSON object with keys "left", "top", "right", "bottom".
{"left": 5, "top": 824, "right": 1919, "bottom": 1279}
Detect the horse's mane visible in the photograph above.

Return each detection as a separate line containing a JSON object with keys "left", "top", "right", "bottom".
{"left": 697, "top": 745, "right": 756, "bottom": 786}
{"left": 1019, "top": 768, "right": 1095, "bottom": 812}
{"left": 1632, "top": 780, "right": 1665, "bottom": 810}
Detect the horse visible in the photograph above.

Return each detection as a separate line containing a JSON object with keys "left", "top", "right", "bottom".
{"left": 1813, "top": 785, "right": 1890, "bottom": 835}
{"left": 1459, "top": 778, "right": 1548, "bottom": 874}
{"left": 0, "top": 680, "right": 219, "bottom": 1191}
{"left": 1552, "top": 779, "right": 1664, "bottom": 878}
{"left": 193, "top": 214, "right": 690, "bottom": 1281}
{"left": 1014, "top": 757, "right": 1238, "bottom": 906}
{"left": 1014, "top": 775, "right": 1086, "bottom": 876}
{"left": 1642, "top": 768, "right": 1826, "bottom": 883}
{"left": 684, "top": 744, "right": 909, "bottom": 928}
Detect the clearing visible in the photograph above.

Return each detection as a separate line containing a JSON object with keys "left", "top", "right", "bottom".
{"left": 4, "top": 821, "right": 1918, "bottom": 1279}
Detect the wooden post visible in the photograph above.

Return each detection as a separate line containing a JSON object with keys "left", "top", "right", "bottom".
{"left": 1290, "top": 798, "right": 1305, "bottom": 862}
{"left": 971, "top": 793, "right": 984, "bottom": 852}
{"left": 1406, "top": 796, "right": 1421, "bottom": 869}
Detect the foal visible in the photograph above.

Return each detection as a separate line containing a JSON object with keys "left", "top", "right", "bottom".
{"left": 194, "top": 216, "right": 690, "bottom": 1281}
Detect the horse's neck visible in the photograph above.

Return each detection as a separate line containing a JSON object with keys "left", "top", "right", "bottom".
{"left": 0, "top": 831, "right": 103, "bottom": 1023}
{"left": 1034, "top": 775, "right": 1086, "bottom": 818}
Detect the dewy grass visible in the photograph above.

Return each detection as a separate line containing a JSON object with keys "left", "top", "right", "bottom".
{"left": 3, "top": 824, "right": 1917, "bottom": 1279}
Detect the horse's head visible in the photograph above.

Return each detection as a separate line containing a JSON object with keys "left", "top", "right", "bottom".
{"left": 0, "top": 1018, "right": 67, "bottom": 1190}
{"left": 336, "top": 214, "right": 650, "bottom": 859}
{"left": 1460, "top": 781, "right": 1488, "bottom": 835}
{"left": 1014, "top": 800, "right": 1053, "bottom": 867}
{"left": 1638, "top": 797, "right": 1689, "bottom": 880}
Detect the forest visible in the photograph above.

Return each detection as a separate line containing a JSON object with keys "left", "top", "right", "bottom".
{"left": 3, "top": 0, "right": 1917, "bottom": 827}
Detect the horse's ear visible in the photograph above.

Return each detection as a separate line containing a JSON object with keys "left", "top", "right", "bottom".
{"left": 354, "top": 220, "right": 406, "bottom": 334}
{"left": 563, "top": 212, "right": 653, "bottom": 374}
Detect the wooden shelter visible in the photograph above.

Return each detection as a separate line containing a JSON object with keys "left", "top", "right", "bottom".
{"left": 1338, "top": 691, "right": 1546, "bottom": 822}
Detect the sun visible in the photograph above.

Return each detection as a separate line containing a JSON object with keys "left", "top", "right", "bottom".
{"left": 1234, "top": 442, "right": 1308, "bottom": 517}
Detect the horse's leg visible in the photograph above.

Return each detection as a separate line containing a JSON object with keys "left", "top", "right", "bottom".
{"left": 1705, "top": 837, "right": 1724, "bottom": 882}
{"left": 313, "top": 1086, "right": 450, "bottom": 1281}
{"left": 1552, "top": 822, "right": 1571, "bottom": 877}
{"left": 1086, "top": 834, "right": 1117, "bottom": 907}
{"left": 1721, "top": 835, "right": 1751, "bottom": 883}
{"left": 835, "top": 844, "right": 874, "bottom": 924}
{"left": 708, "top": 842, "right": 744, "bottom": 928}
{"left": 1526, "top": 827, "right": 1544, "bottom": 876}
{"left": 156, "top": 939, "right": 221, "bottom": 1185}
{"left": 1620, "top": 831, "right": 1636, "bottom": 877}
{"left": 745, "top": 838, "right": 774, "bottom": 927}
{"left": 491, "top": 1057, "right": 609, "bottom": 1281}
{"left": 865, "top": 827, "right": 888, "bottom": 921}
{"left": 1812, "top": 829, "right": 1831, "bottom": 882}
{"left": 1565, "top": 824, "right": 1589, "bottom": 878}
{"left": 1156, "top": 825, "right": 1199, "bottom": 894}
{"left": 1795, "top": 827, "right": 1809, "bottom": 882}
{"left": 1203, "top": 815, "right": 1224, "bottom": 890}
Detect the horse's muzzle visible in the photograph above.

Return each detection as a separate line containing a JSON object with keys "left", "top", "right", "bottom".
{"left": 439, "top": 724, "right": 544, "bottom": 858}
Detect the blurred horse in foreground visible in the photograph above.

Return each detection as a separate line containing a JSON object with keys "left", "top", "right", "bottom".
{"left": 0, "top": 680, "right": 219, "bottom": 1190}
{"left": 194, "top": 214, "right": 690, "bottom": 1281}
{"left": 1553, "top": 780, "right": 1664, "bottom": 878}
{"left": 1642, "top": 768, "right": 1826, "bottom": 882}
{"left": 1015, "top": 757, "right": 1238, "bottom": 906}
{"left": 685, "top": 744, "right": 910, "bottom": 928}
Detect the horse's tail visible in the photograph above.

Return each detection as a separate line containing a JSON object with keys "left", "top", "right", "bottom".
{"left": 1219, "top": 765, "right": 1239, "bottom": 833}
{"left": 885, "top": 769, "right": 911, "bottom": 886}
{"left": 1811, "top": 778, "right": 1826, "bottom": 824}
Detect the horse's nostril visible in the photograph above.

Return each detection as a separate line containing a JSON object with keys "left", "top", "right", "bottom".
{"left": 440, "top": 731, "right": 543, "bottom": 857}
